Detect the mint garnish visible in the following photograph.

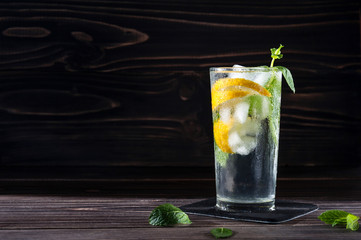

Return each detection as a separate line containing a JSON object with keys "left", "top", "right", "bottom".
{"left": 211, "top": 227, "right": 233, "bottom": 239}
{"left": 318, "top": 210, "right": 360, "bottom": 231}
{"left": 263, "top": 44, "right": 295, "bottom": 144}
{"left": 214, "top": 143, "right": 228, "bottom": 167}
{"left": 213, "top": 109, "right": 220, "bottom": 122}
{"left": 270, "top": 44, "right": 284, "bottom": 67}
{"left": 248, "top": 95, "right": 270, "bottom": 120}
{"left": 270, "top": 44, "right": 295, "bottom": 93}
{"left": 275, "top": 66, "right": 295, "bottom": 93}
{"left": 265, "top": 73, "right": 281, "bottom": 144}
{"left": 149, "top": 203, "right": 192, "bottom": 226}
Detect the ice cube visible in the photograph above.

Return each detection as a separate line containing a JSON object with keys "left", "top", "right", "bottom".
{"left": 228, "top": 130, "right": 257, "bottom": 155}
{"left": 251, "top": 72, "right": 268, "bottom": 86}
{"left": 234, "top": 102, "right": 250, "bottom": 124}
{"left": 229, "top": 65, "right": 245, "bottom": 78}
{"left": 219, "top": 106, "right": 232, "bottom": 123}
{"left": 227, "top": 118, "right": 260, "bottom": 155}
{"left": 241, "top": 118, "right": 261, "bottom": 136}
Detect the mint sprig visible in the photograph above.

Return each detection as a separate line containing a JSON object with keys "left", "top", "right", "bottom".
{"left": 269, "top": 44, "right": 295, "bottom": 93}
{"left": 211, "top": 227, "right": 233, "bottom": 239}
{"left": 318, "top": 210, "right": 360, "bottom": 231}
{"left": 270, "top": 44, "right": 284, "bottom": 68}
{"left": 149, "top": 203, "right": 192, "bottom": 226}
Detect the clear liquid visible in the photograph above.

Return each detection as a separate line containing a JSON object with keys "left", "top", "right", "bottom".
{"left": 215, "top": 120, "right": 278, "bottom": 212}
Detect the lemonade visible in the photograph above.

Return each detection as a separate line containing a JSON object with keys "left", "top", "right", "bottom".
{"left": 210, "top": 67, "right": 282, "bottom": 212}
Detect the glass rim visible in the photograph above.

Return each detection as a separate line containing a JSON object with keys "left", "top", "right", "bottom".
{"left": 210, "top": 67, "right": 280, "bottom": 72}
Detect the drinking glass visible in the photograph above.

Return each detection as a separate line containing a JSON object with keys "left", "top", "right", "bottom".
{"left": 210, "top": 67, "right": 282, "bottom": 212}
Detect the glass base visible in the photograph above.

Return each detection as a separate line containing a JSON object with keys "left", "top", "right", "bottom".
{"left": 216, "top": 199, "right": 275, "bottom": 213}
{"left": 180, "top": 198, "right": 318, "bottom": 223}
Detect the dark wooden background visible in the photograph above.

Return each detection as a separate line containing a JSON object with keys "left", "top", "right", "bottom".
{"left": 0, "top": 0, "right": 360, "bottom": 178}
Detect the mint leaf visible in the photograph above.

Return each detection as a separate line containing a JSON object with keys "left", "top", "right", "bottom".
{"left": 213, "top": 109, "right": 220, "bottom": 122}
{"left": 265, "top": 73, "right": 282, "bottom": 144}
{"left": 149, "top": 203, "right": 192, "bottom": 226}
{"left": 275, "top": 66, "right": 295, "bottom": 93}
{"left": 319, "top": 210, "right": 360, "bottom": 231}
{"left": 332, "top": 217, "right": 347, "bottom": 227}
{"left": 318, "top": 210, "right": 349, "bottom": 225}
{"left": 214, "top": 143, "right": 229, "bottom": 167}
{"left": 211, "top": 227, "right": 233, "bottom": 239}
{"left": 346, "top": 214, "right": 360, "bottom": 231}
{"left": 248, "top": 95, "right": 270, "bottom": 120}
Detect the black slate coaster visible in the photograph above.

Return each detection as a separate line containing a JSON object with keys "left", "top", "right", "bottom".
{"left": 180, "top": 198, "right": 318, "bottom": 224}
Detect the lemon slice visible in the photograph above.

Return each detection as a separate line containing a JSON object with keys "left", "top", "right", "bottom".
{"left": 213, "top": 120, "right": 233, "bottom": 153}
{"left": 211, "top": 78, "right": 271, "bottom": 110}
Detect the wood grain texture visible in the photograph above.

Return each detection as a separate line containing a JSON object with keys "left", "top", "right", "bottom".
{"left": 0, "top": 0, "right": 360, "bottom": 170}
{"left": 0, "top": 166, "right": 360, "bottom": 199}
{"left": 0, "top": 197, "right": 360, "bottom": 239}
{"left": 0, "top": 167, "right": 360, "bottom": 239}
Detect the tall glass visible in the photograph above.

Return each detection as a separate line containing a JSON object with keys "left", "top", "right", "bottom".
{"left": 210, "top": 67, "right": 282, "bottom": 212}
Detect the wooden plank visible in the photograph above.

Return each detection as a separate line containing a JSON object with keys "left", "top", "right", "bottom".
{"left": 1, "top": 166, "right": 360, "bottom": 180}
{"left": 0, "top": 166, "right": 360, "bottom": 199}
{"left": 0, "top": 0, "right": 360, "bottom": 169}
{"left": 1, "top": 227, "right": 361, "bottom": 240}
{"left": 0, "top": 178, "right": 361, "bottom": 200}
{"left": 0, "top": 197, "right": 360, "bottom": 239}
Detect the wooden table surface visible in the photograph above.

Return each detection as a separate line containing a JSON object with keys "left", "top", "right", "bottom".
{"left": 0, "top": 166, "right": 361, "bottom": 240}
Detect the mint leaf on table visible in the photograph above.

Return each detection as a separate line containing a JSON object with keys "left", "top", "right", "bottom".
{"left": 318, "top": 210, "right": 349, "bottom": 225}
{"left": 211, "top": 227, "right": 233, "bottom": 239}
{"left": 332, "top": 217, "right": 347, "bottom": 227}
{"left": 346, "top": 214, "right": 360, "bottom": 231}
{"left": 149, "top": 203, "right": 192, "bottom": 226}
{"left": 318, "top": 210, "right": 360, "bottom": 231}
